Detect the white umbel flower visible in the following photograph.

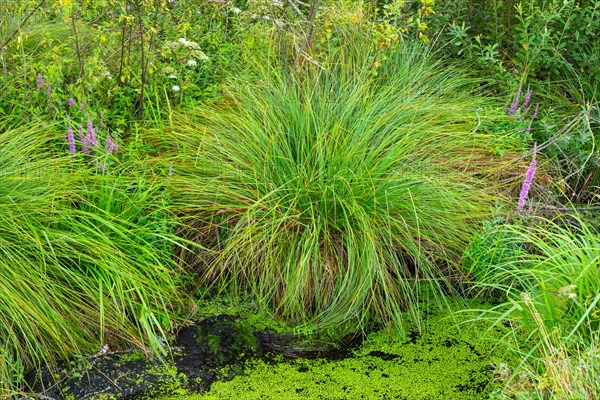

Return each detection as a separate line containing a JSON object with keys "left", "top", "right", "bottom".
{"left": 186, "top": 59, "right": 197, "bottom": 67}
{"left": 172, "top": 85, "right": 180, "bottom": 92}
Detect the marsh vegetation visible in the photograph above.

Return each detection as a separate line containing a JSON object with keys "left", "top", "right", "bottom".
{"left": 0, "top": 0, "right": 598, "bottom": 398}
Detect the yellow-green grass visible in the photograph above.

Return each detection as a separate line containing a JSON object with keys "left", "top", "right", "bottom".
{"left": 162, "top": 28, "right": 525, "bottom": 333}
{"left": 0, "top": 122, "right": 190, "bottom": 395}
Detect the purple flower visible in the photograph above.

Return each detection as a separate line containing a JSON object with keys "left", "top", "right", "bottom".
{"left": 68, "top": 98, "right": 75, "bottom": 107}
{"left": 105, "top": 132, "right": 118, "bottom": 154}
{"left": 87, "top": 118, "right": 97, "bottom": 148}
{"left": 522, "top": 89, "right": 531, "bottom": 108}
{"left": 67, "top": 126, "right": 76, "bottom": 154}
{"left": 78, "top": 124, "right": 90, "bottom": 155}
{"left": 45, "top": 83, "right": 51, "bottom": 98}
{"left": 517, "top": 145, "right": 537, "bottom": 213}
{"left": 37, "top": 74, "right": 44, "bottom": 89}
{"left": 526, "top": 104, "right": 540, "bottom": 134}
{"left": 531, "top": 103, "right": 539, "bottom": 120}
{"left": 79, "top": 103, "right": 85, "bottom": 110}
{"left": 508, "top": 85, "right": 522, "bottom": 116}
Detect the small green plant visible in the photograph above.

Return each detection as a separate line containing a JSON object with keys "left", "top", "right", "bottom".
{"left": 469, "top": 214, "right": 600, "bottom": 399}
{"left": 492, "top": 297, "right": 600, "bottom": 399}
{"left": 470, "top": 214, "right": 599, "bottom": 336}
{"left": 462, "top": 210, "right": 526, "bottom": 289}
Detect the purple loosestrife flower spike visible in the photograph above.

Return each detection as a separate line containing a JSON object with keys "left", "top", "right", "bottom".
{"left": 78, "top": 124, "right": 90, "bottom": 155}
{"left": 522, "top": 89, "right": 531, "bottom": 108}
{"left": 531, "top": 103, "right": 539, "bottom": 120}
{"left": 87, "top": 118, "right": 97, "bottom": 148}
{"left": 67, "top": 126, "right": 76, "bottom": 154}
{"left": 526, "top": 104, "right": 540, "bottom": 134}
{"left": 37, "top": 74, "right": 44, "bottom": 89}
{"left": 45, "top": 83, "right": 51, "bottom": 98}
{"left": 79, "top": 103, "right": 85, "bottom": 110}
{"left": 518, "top": 144, "right": 537, "bottom": 213}
{"left": 105, "top": 133, "right": 118, "bottom": 154}
{"left": 508, "top": 85, "right": 522, "bottom": 116}
{"left": 68, "top": 98, "right": 75, "bottom": 107}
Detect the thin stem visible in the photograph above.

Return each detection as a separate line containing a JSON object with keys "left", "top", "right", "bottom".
{"left": 70, "top": 11, "right": 85, "bottom": 80}
{"left": 304, "top": 0, "right": 319, "bottom": 49}
{"left": 117, "top": 23, "right": 126, "bottom": 86}
{"left": 135, "top": 0, "right": 145, "bottom": 118}
{"left": 3, "top": 0, "right": 47, "bottom": 48}
{"left": 0, "top": 35, "right": 8, "bottom": 82}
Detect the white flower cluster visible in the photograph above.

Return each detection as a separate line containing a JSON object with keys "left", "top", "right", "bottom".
{"left": 178, "top": 37, "right": 191, "bottom": 46}
{"left": 167, "top": 38, "right": 209, "bottom": 61}
{"left": 162, "top": 66, "right": 178, "bottom": 79}
{"left": 558, "top": 284, "right": 577, "bottom": 300}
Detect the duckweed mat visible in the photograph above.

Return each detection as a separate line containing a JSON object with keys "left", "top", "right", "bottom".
{"left": 152, "top": 305, "right": 511, "bottom": 400}
{"left": 26, "top": 301, "right": 512, "bottom": 399}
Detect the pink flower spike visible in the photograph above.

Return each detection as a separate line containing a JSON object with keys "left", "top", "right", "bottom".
{"left": 78, "top": 124, "right": 90, "bottom": 155}
{"left": 508, "top": 85, "right": 522, "bottom": 116}
{"left": 522, "top": 89, "right": 531, "bottom": 108}
{"left": 87, "top": 118, "right": 97, "bottom": 148}
{"left": 79, "top": 103, "right": 85, "bottom": 110}
{"left": 67, "top": 126, "right": 76, "bottom": 154}
{"left": 531, "top": 104, "right": 539, "bottom": 120}
{"left": 68, "top": 98, "right": 75, "bottom": 107}
{"left": 105, "top": 133, "right": 112, "bottom": 152}
{"left": 37, "top": 74, "right": 44, "bottom": 89}
{"left": 518, "top": 144, "right": 537, "bottom": 213}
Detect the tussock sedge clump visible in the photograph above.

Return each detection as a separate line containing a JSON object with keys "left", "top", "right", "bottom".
{"left": 0, "top": 123, "right": 187, "bottom": 395}
{"left": 169, "top": 34, "right": 524, "bottom": 333}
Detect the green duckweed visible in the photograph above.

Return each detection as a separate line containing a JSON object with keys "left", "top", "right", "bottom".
{"left": 155, "top": 302, "right": 514, "bottom": 400}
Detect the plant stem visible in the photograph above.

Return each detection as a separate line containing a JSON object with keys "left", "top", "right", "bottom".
{"left": 71, "top": 11, "right": 85, "bottom": 81}
{"left": 117, "top": 22, "right": 126, "bottom": 86}
{"left": 304, "top": 0, "right": 319, "bottom": 49}
{"left": 135, "top": 0, "right": 145, "bottom": 118}
{"left": 3, "top": 0, "right": 47, "bottom": 48}
{"left": 0, "top": 35, "right": 8, "bottom": 82}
